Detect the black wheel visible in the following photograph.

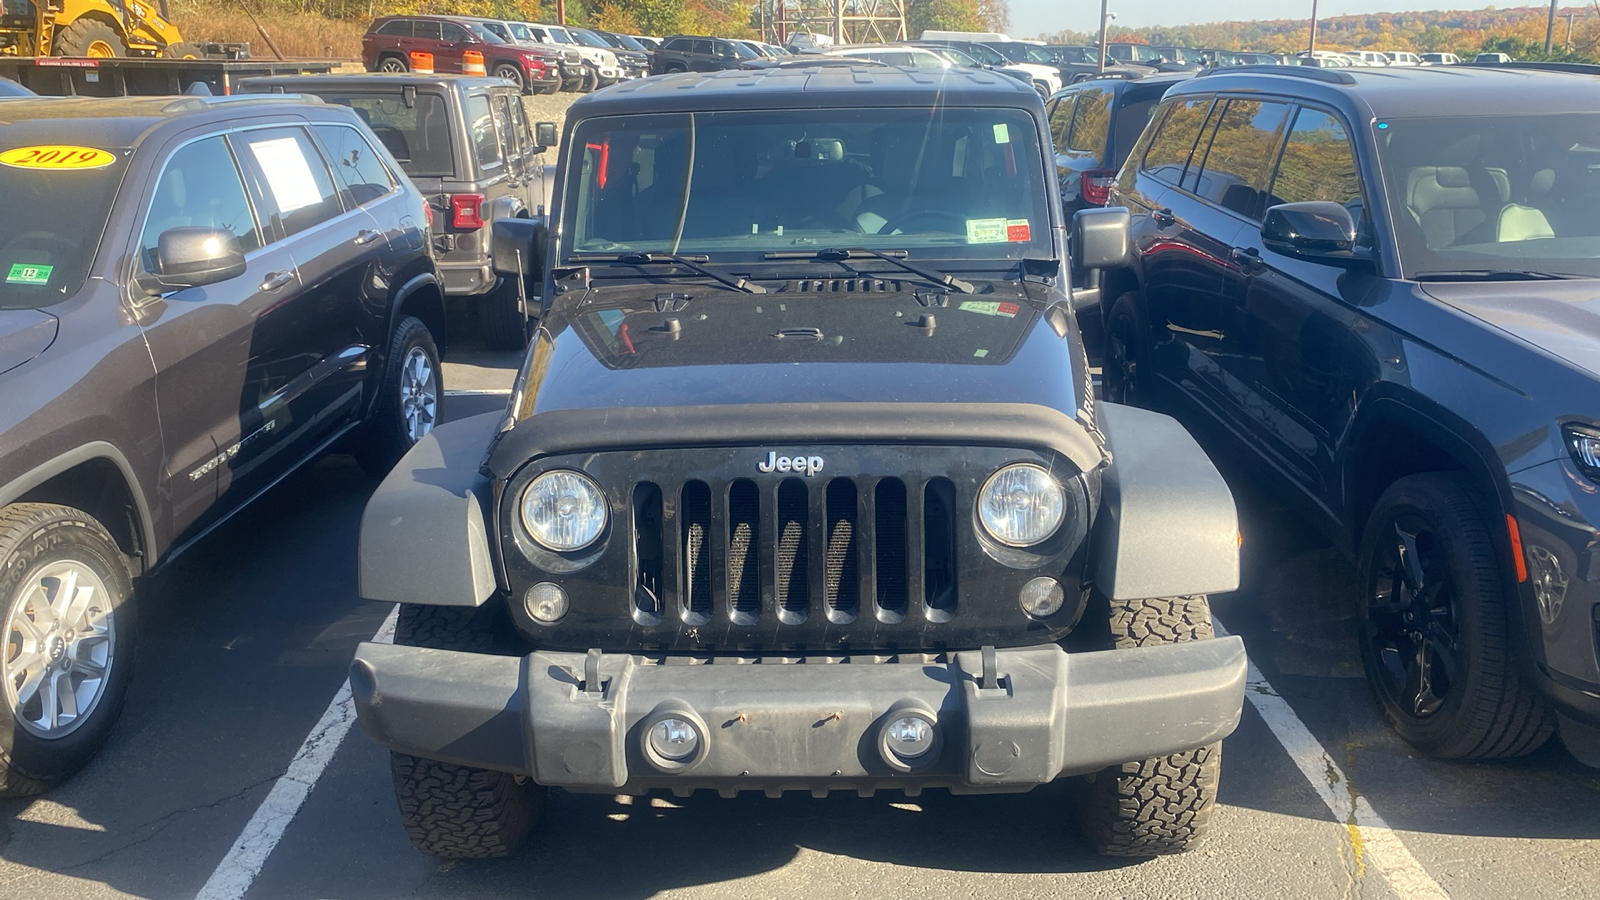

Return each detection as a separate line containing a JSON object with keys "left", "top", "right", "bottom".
{"left": 1103, "top": 292, "right": 1150, "bottom": 406}
{"left": 1073, "top": 595, "right": 1221, "bottom": 857}
{"left": 1035, "top": 81, "right": 1051, "bottom": 100}
{"left": 1357, "top": 473, "right": 1554, "bottom": 759}
{"left": 377, "top": 54, "right": 408, "bottom": 73}
{"left": 665, "top": 64, "right": 686, "bottom": 74}
{"left": 390, "top": 604, "right": 543, "bottom": 858}
{"left": 53, "top": 19, "right": 124, "bottom": 57}
{"left": 492, "top": 62, "right": 525, "bottom": 91}
{"left": 481, "top": 279, "right": 531, "bottom": 351}
{"left": 162, "top": 41, "right": 203, "bottom": 59}
{"left": 355, "top": 316, "right": 441, "bottom": 475}
{"left": 0, "top": 503, "right": 135, "bottom": 797}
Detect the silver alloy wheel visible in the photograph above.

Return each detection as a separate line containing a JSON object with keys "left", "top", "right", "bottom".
{"left": 400, "top": 345, "right": 438, "bottom": 444}
{"left": 3, "top": 560, "right": 115, "bottom": 739}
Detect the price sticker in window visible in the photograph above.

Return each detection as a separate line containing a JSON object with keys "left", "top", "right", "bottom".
{"left": 0, "top": 146, "right": 115, "bottom": 170}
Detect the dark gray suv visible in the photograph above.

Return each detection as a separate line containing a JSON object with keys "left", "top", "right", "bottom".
{"left": 0, "top": 93, "right": 445, "bottom": 795}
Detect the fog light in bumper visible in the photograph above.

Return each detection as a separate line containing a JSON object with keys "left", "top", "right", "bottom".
{"left": 648, "top": 717, "right": 700, "bottom": 761}
{"left": 524, "top": 582, "right": 569, "bottom": 624}
{"left": 1019, "top": 577, "right": 1065, "bottom": 618}
{"left": 877, "top": 706, "right": 941, "bottom": 771}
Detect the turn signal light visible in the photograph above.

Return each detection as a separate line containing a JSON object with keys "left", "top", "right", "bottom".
{"left": 449, "top": 193, "right": 485, "bottom": 230}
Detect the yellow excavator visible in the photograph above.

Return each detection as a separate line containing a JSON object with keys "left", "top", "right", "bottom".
{"left": 0, "top": 0, "right": 199, "bottom": 58}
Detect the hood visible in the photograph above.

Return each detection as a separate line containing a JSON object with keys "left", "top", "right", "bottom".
{"left": 0, "top": 308, "right": 58, "bottom": 376}
{"left": 1421, "top": 280, "right": 1600, "bottom": 377}
{"left": 515, "top": 282, "right": 1082, "bottom": 422}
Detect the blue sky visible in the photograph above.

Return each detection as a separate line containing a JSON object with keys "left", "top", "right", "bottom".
{"left": 1012, "top": 2, "right": 1465, "bottom": 39}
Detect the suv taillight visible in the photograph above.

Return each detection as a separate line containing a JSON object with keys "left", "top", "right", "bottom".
{"left": 1081, "top": 169, "right": 1117, "bottom": 207}
{"left": 450, "top": 193, "right": 485, "bottom": 230}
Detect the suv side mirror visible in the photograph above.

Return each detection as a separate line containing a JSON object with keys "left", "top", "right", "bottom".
{"left": 1261, "top": 201, "right": 1361, "bottom": 265}
{"left": 1070, "top": 206, "right": 1131, "bottom": 312}
{"left": 491, "top": 217, "right": 547, "bottom": 284}
{"left": 147, "top": 227, "right": 246, "bottom": 291}
{"left": 533, "top": 121, "right": 557, "bottom": 149}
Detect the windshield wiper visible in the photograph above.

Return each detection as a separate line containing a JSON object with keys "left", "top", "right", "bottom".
{"left": 588, "top": 251, "right": 767, "bottom": 293}
{"left": 1412, "top": 269, "right": 1577, "bottom": 282}
{"left": 764, "top": 248, "right": 975, "bottom": 293}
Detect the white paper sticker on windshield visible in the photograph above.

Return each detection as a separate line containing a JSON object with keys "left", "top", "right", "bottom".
{"left": 966, "top": 217, "right": 1009, "bottom": 243}
{"left": 246, "top": 137, "right": 322, "bottom": 213}
{"left": 993, "top": 123, "right": 1010, "bottom": 144}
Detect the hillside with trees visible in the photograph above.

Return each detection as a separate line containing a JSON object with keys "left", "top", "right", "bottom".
{"left": 1039, "top": 5, "right": 1600, "bottom": 61}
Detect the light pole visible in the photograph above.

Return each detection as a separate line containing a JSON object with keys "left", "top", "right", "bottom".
{"left": 1546, "top": 0, "right": 1558, "bottom": 54}
{"left": 1308, "top": 0, "right": 1319, "bottom": 55}
{"left": 1098, "top": 0, "right": 1112, "bottom": 73}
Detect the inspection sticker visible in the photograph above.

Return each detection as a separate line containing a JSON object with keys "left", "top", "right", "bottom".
{"left": 966, "top": 217, "right": 1009, "bottom": 243}
{"left": 959, "top": 300, "right": 1019, "bottom": 318}
{"left": 5, "top": 263, "right": 52, "bottom": 285}
{"left": 1006, "top": 219, "right": 1031, "bottom": 242}
{"left": 0, "top": 145, "right": 115, "bottom": 170}
{"left": 993, "top": 123, "right": 1010, "bottom": 144}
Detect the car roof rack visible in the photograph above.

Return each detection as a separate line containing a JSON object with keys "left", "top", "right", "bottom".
{"left": 162, "top": 93, "right": 324, "bottom": 114}
{"left": 1197, "top": 64, "right": 1356, "bottom": 85}
{"left": 1461, "top": 61, "right": 1600, "bottom": 76}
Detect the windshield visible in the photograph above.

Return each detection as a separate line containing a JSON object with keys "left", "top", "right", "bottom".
{"left": 0, "top": 147, "right": 130, "bottom": 308}
{"left": 571, "top": 29, "right": 610, "bottom": 48}
{"left": 959, "top": 43, "right": 1005, "bottom": 66}
{"left": 1376, "top": 114, "right": 1600, "bottom": 278}
{"left": 508, "top": 22, "right": 533, "bottom": 42}
{"left": 985, "top": 42, "right": 1050, "bottom": 64}
{"left": 933, "top": 46, "right": 979, "bottom": 67}
{"left": 471, "top": 24, "right": 508, "bottom": 44}
{"left": 1051, "top": 46, "right": 1096, "bottom": 65}
{"left": 561, "top": 107, "right": 1052, "bottom": 265}
{"left": 609, "top": 32, "right": 646, "bottom": 51}
{"left": 548, "top": 28, "right": 573, "bottom": 44}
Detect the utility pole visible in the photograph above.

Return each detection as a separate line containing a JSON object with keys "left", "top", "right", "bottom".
{"left": 1566, "top": 12, "right": 1577, "bottom": 51}
{"left": 1546, "top": 0, "right": 1558, "bottom": 54}
{"left": 1097, "top": 0, "right": 1110, "bottom": 73}
{"left": 1308, "top": 0, "right": 1319, "bottom": 55}
{"left": 556, "top": 0, "right": 566, "bottom": 25}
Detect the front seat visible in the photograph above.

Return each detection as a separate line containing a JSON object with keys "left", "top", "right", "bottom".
{"left": 1403, "top": 134, "right": 1502, "bottom": 248}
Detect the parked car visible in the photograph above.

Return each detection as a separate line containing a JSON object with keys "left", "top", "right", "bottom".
{"left": 590, "top": 29, "right": 653, "bottom": 78}
{"left": 1351, "top": 50, "right": 1392, "bottom": 66}
{"left": 824, "top": 44, "right": 949, "bottom": 69}
{"left": 629, "top": 34, "right": 661, "bottom": 51}
{"left": 0, "top": 76, "right": 32, "bottom": 96}
{"left": 242, "top": 74, "right": 556, "bottom": 349}
{"left": 0, "top": 92, "right": 443, "bottom": 794}
{"left": 908, "top": 39, "right": 1061, "bottom": 96}
{"left": 1420, "top": 52, "right": 1461, "bottom": 65}
{"left": 1044, "top": 44, "right": 1156, "bottom": 82}
{"left": 505, "top": 22, "right": 592, "bottom": 91}
{"left": 1048, "top": 74, "right": 1191, "bottom": 219}
{"left": 1101, "top": 63, "right": 1600, "bottom": 768}
{"left": 362, "top": 16, "right": 558, "bottom": 94}
{"left": 1383, "top": 51, "right": 1423, "bottom": 66}
{"left": 651, "top": 35, "right": 758, "bottom": 74}
{"left": 1231, "top": 52, "right": 1283, "bottom": 65}
{"left": 1475, "top": 52, "right": 1514, "bottom": 64}
{"left": 350, "top": 63, "right": 1248, "bottom": 862}
{"left": 458, "top": 18, "right": 565, "bottom": 93}
{"left": 565, "top": 27, "right": 632, "bottom": 84}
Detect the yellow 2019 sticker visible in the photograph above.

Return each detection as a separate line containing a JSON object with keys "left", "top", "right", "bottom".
{"left": 0, "top": 146, "right": 116, "bottom": 170}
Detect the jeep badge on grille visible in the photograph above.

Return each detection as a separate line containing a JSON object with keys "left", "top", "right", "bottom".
{"left": 758, "top": 452, "right": 824, "bottom": 476}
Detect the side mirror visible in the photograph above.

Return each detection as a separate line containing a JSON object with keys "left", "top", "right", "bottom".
{"left": 491, "top": 217, "right": 547, "bottom": 283}
{"left": 533, "top": 121, "right": 557, "bottom": 149}
{"left": 148, "top": 226, "right": 246, "bottom": 291}
{"left": 1261, "top": 201, "right": 1360, "bottom": 264}
{"left": 1069, "top": 206, "right": 1131, "bottom": 312}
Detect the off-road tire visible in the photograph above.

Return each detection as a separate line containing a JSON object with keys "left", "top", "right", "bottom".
{"left": 389, "top": 603, "right": 543, "bottom": 858}
{"left": 163, "top": 41, "right": 204, "bottom": 59}
{"left": 1073, "top": 595, "right": 1221, "bottom": 857}
{"left": 354, "top": 316, "right": 441, "bottom": 476}
{"left": 481, "top": 279, "right": 531, "bottom": 351}
{"left": 0, "top": 504, "right": 135, "bottom": 797}
{"left": 1357, "top": 474, "right": 1555, "bottom": 759}
{"left": 1103, "top": 292, "right": 1151, "bottom": 407}
{"left": 53, "top": 19, "right": 125, "bottom": 57}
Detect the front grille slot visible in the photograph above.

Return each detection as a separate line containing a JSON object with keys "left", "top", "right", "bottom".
{"left": 824, "top": 479, "right": 858, "bottom": 623}
{"left": 632, "top": 483, "right": 664, "bottom": 625}
{"left": 923, "top": 478, "right": 958, "bottom": 623}
{"left": 874, "top": 479, "right": 908, "bottom": 621}
{"left": 776, "top": 479, "right": 809, "bottom": 623}
{"left": 727, "top": 479, "right": 761, "bottom": 625}
{"left": 681, "top": 481, "right": 712, "bottom": 625}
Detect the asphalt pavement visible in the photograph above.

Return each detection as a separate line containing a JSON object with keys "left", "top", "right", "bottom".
{"left": 0, "top": 320, "right": 1596, "bottom": 900}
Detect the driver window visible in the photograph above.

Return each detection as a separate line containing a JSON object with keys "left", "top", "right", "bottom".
{"left": 441, "top": 22, "right": 469, "bottom": 43}
{"left": 140, "top": 135, "right": 261, "bottom": 271}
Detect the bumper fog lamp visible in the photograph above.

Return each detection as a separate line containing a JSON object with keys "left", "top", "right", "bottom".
{"left": 885, "top": 715, "right": 935, "bottom": 759}
{"left": 1019, "top": 577, "right": 1065, "bottom": 618}
{"left": 648, "top": 717, "right": 701, "bottom": 761}
{"left": 524, "top": 582, "right": 569, "bottom": 624}
{"left": 978, "top": 463, "right": 1066, "bottom": 547}
{"left": 521, "top": 470, "right": 607, "bottom": 551}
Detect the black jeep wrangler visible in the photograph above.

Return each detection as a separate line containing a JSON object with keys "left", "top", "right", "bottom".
{"left": 349, "top": 66, "right": 1248, "bottom": 859}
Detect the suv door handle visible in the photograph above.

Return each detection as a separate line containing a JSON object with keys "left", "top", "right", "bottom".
{"left": 354, "top": 229, "right": 382, "bottom": 245}
{"left": 1230, "top": 247, "right": 1265, "bottom": 271}
{"left": 1152, "top": 208, "right": 1177, "bottom": 228}
{"left": 260, "top": 271, "right": 294, "bottom": 292}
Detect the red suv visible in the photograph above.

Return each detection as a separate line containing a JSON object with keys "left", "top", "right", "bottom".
{"left": 362, "top": 16, "right": 560, "bottom": 95}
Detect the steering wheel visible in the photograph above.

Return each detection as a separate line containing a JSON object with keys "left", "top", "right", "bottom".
{"left": 876, "top": 209, "right": 967, "bottom": 236}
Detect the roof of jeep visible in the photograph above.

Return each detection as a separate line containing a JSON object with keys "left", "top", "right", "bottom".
{"left": 1172, "top": 64, "right": 1600, "bottom": 119}
{"left": 570, "top": 65, "right": 1037, "bottom": 117}
{"left": 0, "top": 94, "right": 328, "bottom": 147}
{"left": 239, "top": 73, "right": 514, "bottom": 94}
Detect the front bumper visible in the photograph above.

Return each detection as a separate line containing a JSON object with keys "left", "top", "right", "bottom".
{"left": 350, "top": 638, "right": 1247, "bottom": 795}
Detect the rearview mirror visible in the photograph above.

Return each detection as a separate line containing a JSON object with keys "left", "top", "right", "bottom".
{"left": 491, "top": 217, "right": 547, "bottom": 283}
{"left": 148, "top": 226, "right": 246, "bottom": 291}
{"left": 1261, "top": 201, "right": 1358, "bottom": 263}
{"left": 533, "top": 121, "right": 557, "bottom": 149}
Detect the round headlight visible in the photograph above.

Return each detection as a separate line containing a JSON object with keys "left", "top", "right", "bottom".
{"left": 978, "top": 464, "right": 1065, "bottom": 547}
{"left": 521, "top": 470, "right": 607, "bottom": 551}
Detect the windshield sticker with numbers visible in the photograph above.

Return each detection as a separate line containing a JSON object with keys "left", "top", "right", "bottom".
{"left": 5, "top": 263, "right": 52, "bottom": 285}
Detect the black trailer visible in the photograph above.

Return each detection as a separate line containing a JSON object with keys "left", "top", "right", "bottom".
{"left": 0, "top": 56, "right": 343, "bottom": 96}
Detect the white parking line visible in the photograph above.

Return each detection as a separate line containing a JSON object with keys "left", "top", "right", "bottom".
{"left": 1215, "top": 619, "right": 1449, "bottom": 899}
{"left": 195, "top": 605, "right": 398, "bottom": 900}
